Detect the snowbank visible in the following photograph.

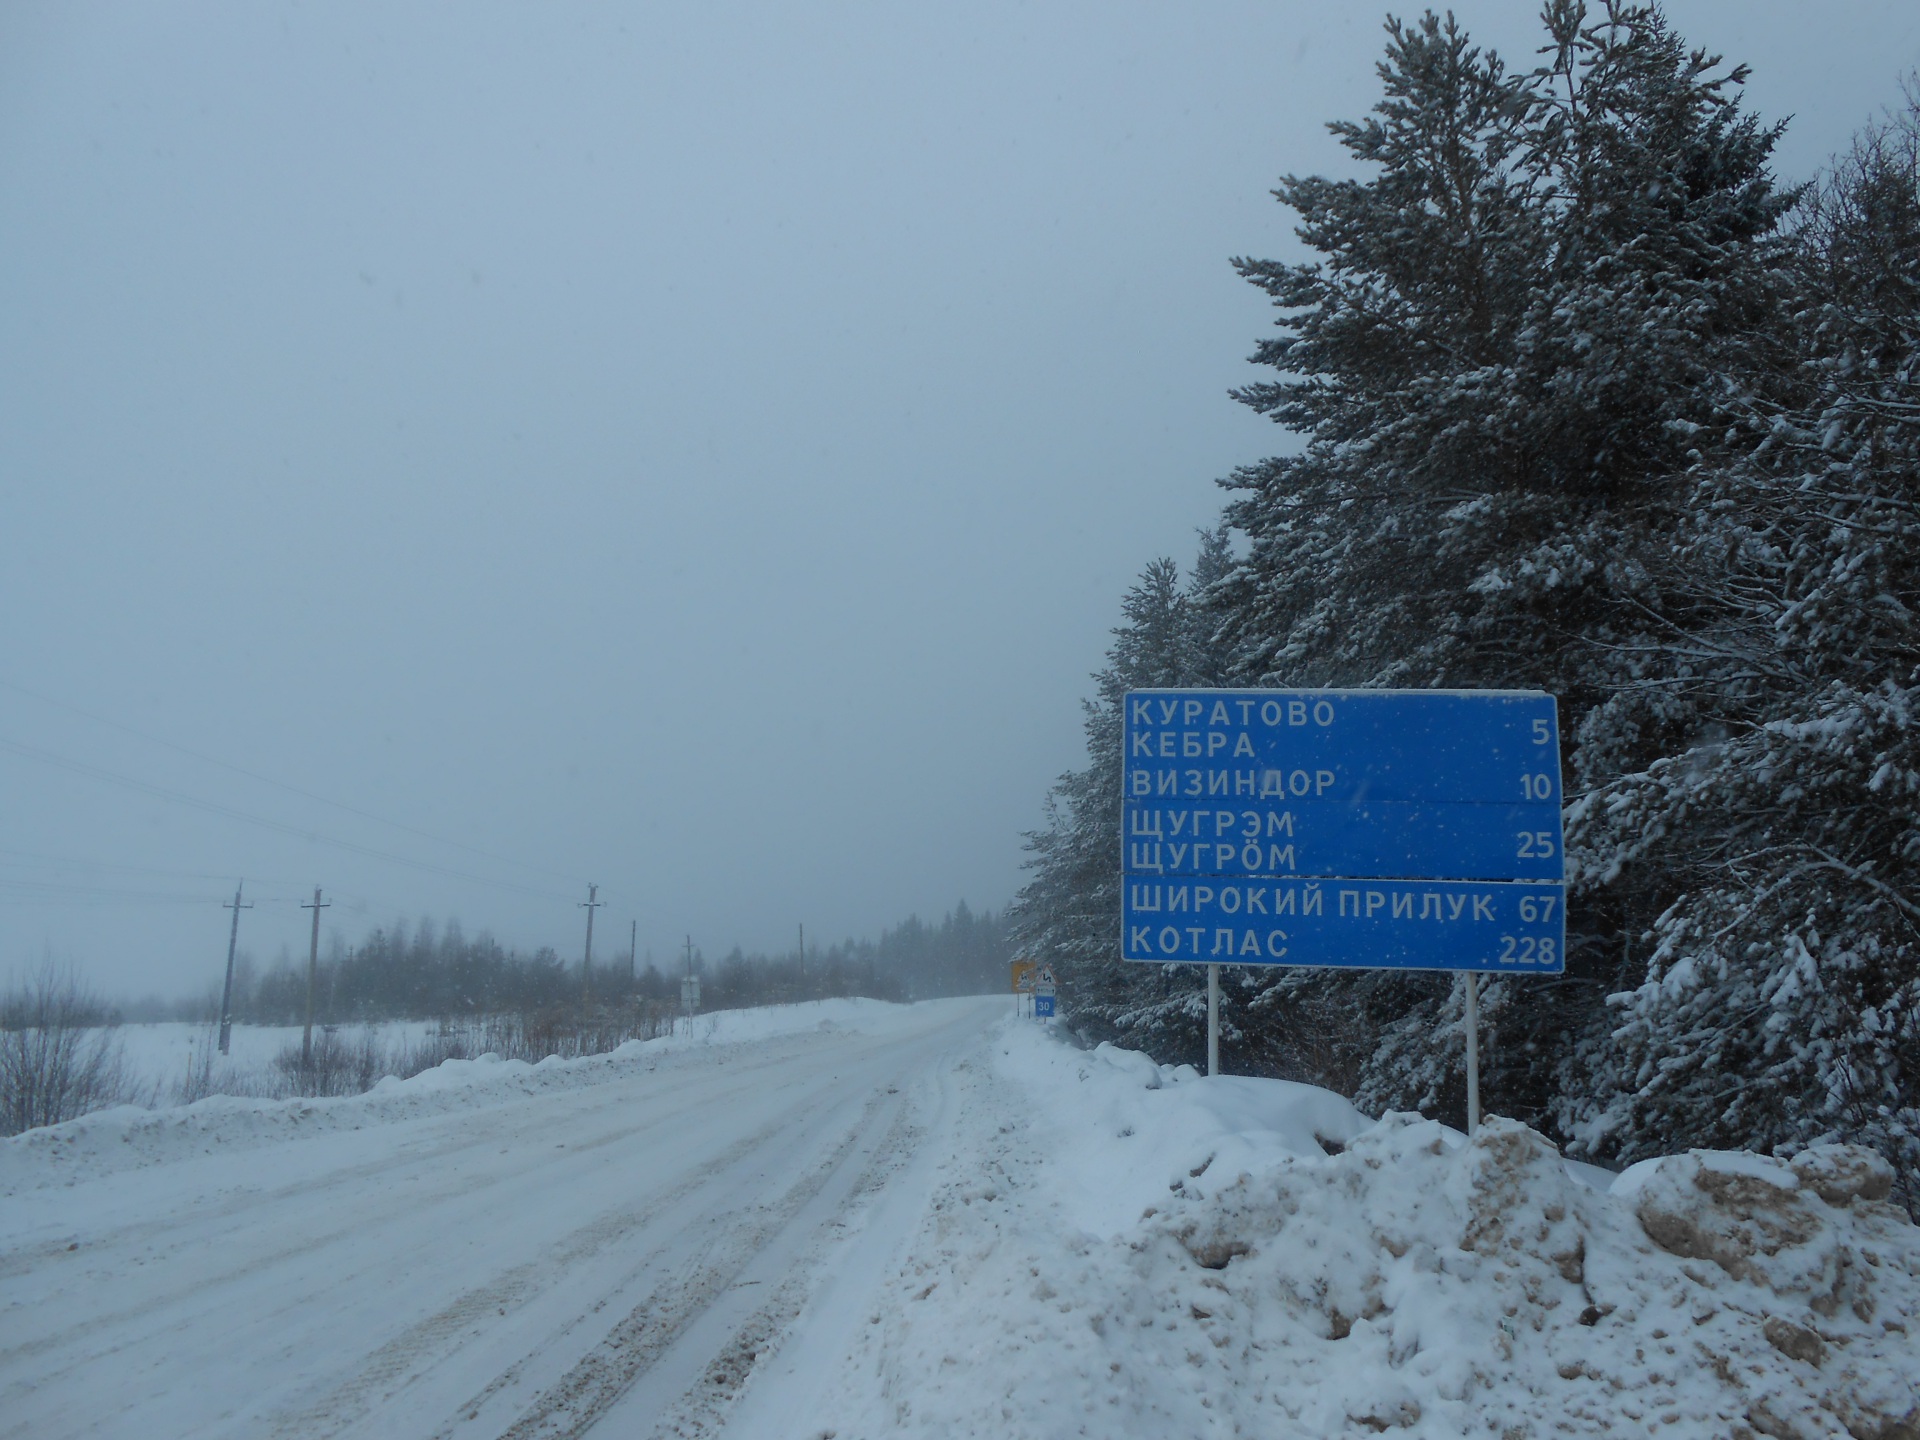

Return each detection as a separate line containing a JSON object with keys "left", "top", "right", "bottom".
{"left": 0, "top": 998, "right": 918, "bottom": 1195}
{"left": 870, "top": 1020, "right": 1920, "bottom": 1438}
{"left": 1151, "top": 1115, "right": 1917, "bottom": 1436}
{"left": 995, "top": 1034, "right": 1373, "bottom": 1239}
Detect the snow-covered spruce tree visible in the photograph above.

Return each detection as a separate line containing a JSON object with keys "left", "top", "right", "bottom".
{"left": 1013, "top": 532, "right": 1307, "bottom": 1072}
{"left": 1210, "top": 4, "right": 1795, "bottom": 1127}
{"left": 1570, "top": 94, "right": 1920, "bottom": 1208}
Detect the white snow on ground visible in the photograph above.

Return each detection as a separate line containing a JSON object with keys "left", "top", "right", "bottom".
{"left": 96, "top": 1010, "right": 796, "bottom": 1104}
{"left": 109, "top": 1018, "right": 444, "bottom": 1088}
{"left": 5, "top": 1001, "right": 1916, "bottom": 1439}
{"left": 1, "top": 999, "right": 922, "bottom": 1195}
{"left": 761, "top": 1018, "right": 1920, "bottom": 1440}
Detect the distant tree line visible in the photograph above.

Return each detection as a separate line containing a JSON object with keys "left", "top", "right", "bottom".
{"left": 1015, "top": 2, "right": 1920, "bottom": 1211}
{"left": 121, "top": 901, "right": 1010, "bottom": 1025}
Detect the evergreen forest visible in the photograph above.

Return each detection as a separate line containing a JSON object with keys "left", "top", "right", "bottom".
{"left": 1013, "top": 2, "right": 1920, "bottom": 1212}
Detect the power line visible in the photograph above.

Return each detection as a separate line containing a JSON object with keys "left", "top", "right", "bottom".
{"left": 0, "top": 734, "right": 577, "bottom": 904}
{"left": 0, "top": 844, "right": 312, "bottom": 888}
{"left": 0, "top": 877, "right": 217, "bottom": 896}
{"left": 0, "top": 675, "right": 579, "bottom": 886}
{"left": 0, "top": 883, "right": 229, "bottom": 906}
{"left": 0, "top": 852, "right": 401, "bottom": 917}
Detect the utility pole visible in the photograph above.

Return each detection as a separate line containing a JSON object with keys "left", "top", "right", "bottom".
{"left": 579, "top": 883, "right": 603, "bottom": 1002}
{"left": 681, "top": 934, "right": 700, "bottom": 1020}
{"left": 301, "top": 888, "right": 330, "bottom": 1076}
{"left": 218, "top": 882, "right": 252, "bottom": 1055}
{"left": 629, "top": 919, "right": 637, "bottom": 989}
{"left": 797, "top": 922, "right": 804, "bottom": 976}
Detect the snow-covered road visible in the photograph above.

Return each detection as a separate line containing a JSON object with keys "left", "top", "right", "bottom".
{"left": 1, "top": 998, "right": 1001, "bottom": 1440}
{"left": 8, "top": 998, "right": 1918, "bottom": 1439}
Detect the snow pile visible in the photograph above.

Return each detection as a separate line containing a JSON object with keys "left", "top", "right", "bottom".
{"left": 994, "top": 1036, "right": 1373, "bottom": 1239}
{"left": 853, "top": 1022, "right": 1920, "bottom": 1439}
{"left": 1151, "top": 1117, "right": 1918, "bottom": 1437}
{"left": 0, "top": 998, "right": 918, "bottom": 1194}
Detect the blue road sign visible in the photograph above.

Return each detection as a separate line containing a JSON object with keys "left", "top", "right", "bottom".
{"left": 1122, "top": 689, "right": 1565, "bottom": 973}
{"left": 1034, "top": 995, "right": 1056, "bottom": 1018}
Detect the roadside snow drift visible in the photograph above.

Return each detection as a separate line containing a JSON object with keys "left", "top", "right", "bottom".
{"left": 846, "top": 1021, "right": 1920, "bottom": 1440}
{"left": 0, "top": 998, "right": 909, "bottom": 1196}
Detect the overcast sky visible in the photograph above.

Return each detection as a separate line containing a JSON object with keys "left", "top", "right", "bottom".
{"left": 4, "top": 1, "right": 1918, "bottom": 1000}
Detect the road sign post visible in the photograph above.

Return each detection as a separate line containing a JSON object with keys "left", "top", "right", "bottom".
{"left": 1031, "top": 966, "right": 1057, "bottom": 1023}
{"left": 1206, "top": 962, "right": 1219, "bottom": 1077}
{"left": 1122, "top": 689, "right": 1565, "bottom": 1128}
{"left": 1465, "top": 971, "right": 1482, "bottom": 1133}
{"left": 1011, "top": 960, "right": 1036, "bottom": 1018}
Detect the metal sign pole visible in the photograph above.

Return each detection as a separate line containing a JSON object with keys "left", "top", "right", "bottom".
{"left": 1206, "top": 962, "right": 1219, "bottom": 1077}
{"left": 1465, "top": 972, "right": 1481, "bottom": 1135}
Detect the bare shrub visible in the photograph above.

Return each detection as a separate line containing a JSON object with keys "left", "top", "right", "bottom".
{"left": 272, "top": 1025, "right": 474, "bottom": 1097}
{"left": 264, "top": 1003, "right": 679, "bottom": 1099}
{"left": 1, "top": 961, "right": 144, "bottom": 1135}
{"left": 175, "top": 1019, "right": 283, "bottom": 1103}
{"left": 271, "top": 1027, "right": 378, "bottom": 1098}
{"left": 179, "top": 1021, "right": 220, "bottom": 1104}
{"left": 472, "top": 1002, "right": 675, "bottom": 1064}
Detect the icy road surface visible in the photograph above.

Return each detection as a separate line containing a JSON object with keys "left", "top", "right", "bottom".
{"left": 1, "top": 998, "right": 1002, "bottom": 1440}
{"left": 8, "top": 997, "right": 1918, "bottom": 1439}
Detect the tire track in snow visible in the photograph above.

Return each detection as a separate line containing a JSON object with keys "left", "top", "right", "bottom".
{"left": 643, "top": 1082, "right": 946, "bottom": 1440}
{"left": 0, "top": 1038, "right": 813, "bottom": 1283}
{"left": 265, "top": 1008, "right": 982, "bottom": 1439}
{"left": 263, "top": 1098, "right": 832, "bottom": 1440}
{"left": 0, "top": 1048, "right": 806, "bottom": 1381}
{"left": 599, "top": 1051, "right": 968, "bottom": 1440}
{"left": 0, "top": 1001, "right": 999, "bottom": 1440}
{"left": 484, "top": 1089, "right": 910, "bottom": 1440}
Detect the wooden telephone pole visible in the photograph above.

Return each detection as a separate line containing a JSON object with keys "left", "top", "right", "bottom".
{"left": 301, "top": 888, "right": 331, "bottom": 1075}
{"left": 218, "top": 882, "right": 252, "bottom": 1055}
{"left": 579, "top": 884, "right": 603, "bottom": 1001}
{"left": 681, "top": 934, "right": 700, "bottom": 1018}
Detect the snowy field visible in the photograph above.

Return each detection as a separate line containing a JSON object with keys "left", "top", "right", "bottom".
{"left": 102, "top": 1011, "right": 756, "bottom": 1104}
{"left": 4, "top": 998, "right": 1916, "bottom": 1438}
{"left": 108, "top": 1018, "right": 446, "bottom": 1098}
